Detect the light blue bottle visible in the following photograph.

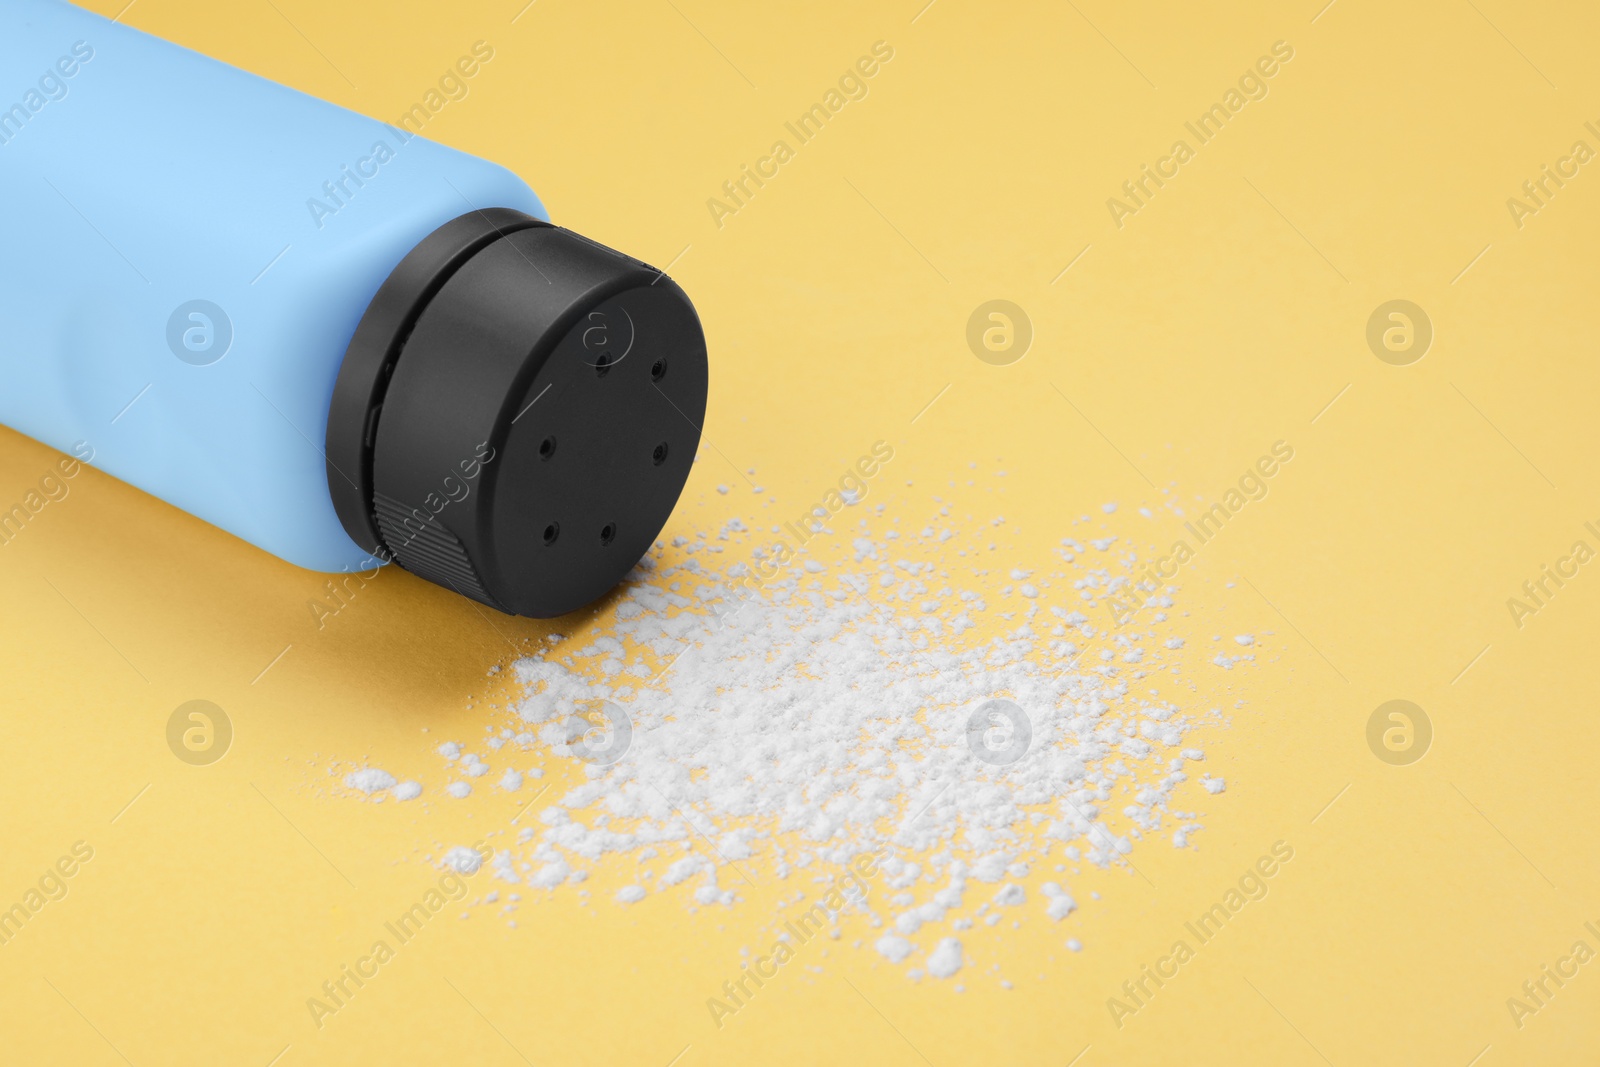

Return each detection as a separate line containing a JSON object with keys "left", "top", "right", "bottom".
{"left": 0, "top": 0, "right": 708, "bottom": 617}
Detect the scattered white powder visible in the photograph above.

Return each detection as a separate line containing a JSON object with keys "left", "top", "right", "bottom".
{"left": 345, "top": 768, "right": 396, "bottom": 795}
{"left": 335, "top": 500, "right": 1244, "bottom": 983}
{"left": 392, "top": 781, "right": 422, "bottom": 801}
{"left": 1234, "top": 634, "right": 1255, "bottom": 646}
{"left": 1202, "top": 776, "right": 1226, "bottom": 794}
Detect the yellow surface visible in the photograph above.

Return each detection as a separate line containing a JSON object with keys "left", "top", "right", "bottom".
{"left": 3, "top": 0, "right": 1599, "bottom": 1063}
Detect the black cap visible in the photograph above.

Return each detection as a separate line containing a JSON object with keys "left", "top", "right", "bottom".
{"left": 326, "top": 209, "right": 708, "bottom": 618}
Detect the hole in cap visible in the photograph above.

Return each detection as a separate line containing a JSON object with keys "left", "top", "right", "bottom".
{"left": 652, "top": 441, "right": 669, "bottom": 466}
{"left": 542, "top": 522, "right": 560, "bottom": 546}
{"left": 651, "top": 357, "right": 668, "bottom": 382}
{"left": 595, "top": 351, "right": 614, "bottom": 378}
{"left": 539, "top": 436, "right": 557, "bottom": 460}
{"left": 599, "top": 522, "right": 617, "bottom": 546}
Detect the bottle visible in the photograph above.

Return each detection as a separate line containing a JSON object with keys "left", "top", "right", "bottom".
{"left": 0, "top": 0, "right": 708, "bottom": 618}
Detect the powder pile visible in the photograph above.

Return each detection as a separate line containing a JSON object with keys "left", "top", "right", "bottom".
{"left": 344, "top": 500, "right": 1251, "bottom": 980}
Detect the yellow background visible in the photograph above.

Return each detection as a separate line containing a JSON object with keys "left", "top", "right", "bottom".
{"left": 3, "top": 0, "right": 1598, "bottom": 1063}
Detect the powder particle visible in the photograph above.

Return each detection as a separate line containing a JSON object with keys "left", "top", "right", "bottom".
{"left": 345, "top": 768, "right": 396, "bottom": 795}
{"left": 446, "top": 782, "right": 472, "bottom": 798}
{"left": 969, "top": 855, "right": 1009, "bottom": 884}
{"left": 927, "top": 938, "right": 964, "bottom": 979}
{"left": 499, "top": 768, "right": 524, "bottom": 791}
{"left": 993, "top": 884, "right": 1026, "bottom": 907}
{"left": 392, "top": 781, "right": 422, "bottom": 801}
{"left": 1203, "top": 776, "right": 1226, "bottom": 794}
{"left": 616, "top": 886, "right": 647, "bottom": 904}
{"left": 1042, "top": 882, "right": 1077, "bottom": 920}
{"left": 492, "top": 851, "right": 518, "bottom": 883}
{"left": 695, "top": 881, "right": 734, "bottom": 906}
{"left": 876, "top": 935, "right": 915, "bottom": 963}
{"left": 441, "top": 846, "right": 482, "bottom": 874}
{"left": 530, "top": 857, "right": 571, "bottom": 888}
{"left": 661, "top": 856, "right": 705, "bottom": 887}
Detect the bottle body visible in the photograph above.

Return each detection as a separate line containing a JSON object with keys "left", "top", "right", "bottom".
{"left": 0, "top": 0, "right": 545, "bottom": 572}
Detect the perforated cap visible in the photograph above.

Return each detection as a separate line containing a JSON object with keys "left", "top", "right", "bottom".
{"left": 326, "top": 209, "right": 708, "bottom": 618}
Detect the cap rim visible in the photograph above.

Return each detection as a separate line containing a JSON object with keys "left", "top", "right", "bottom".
{"left": 326, "top": 208, "right": 549, "bottom": 559}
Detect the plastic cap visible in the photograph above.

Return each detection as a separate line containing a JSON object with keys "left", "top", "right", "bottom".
{"left": 326, "top": 209, "right": 708, "bottom": 617}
